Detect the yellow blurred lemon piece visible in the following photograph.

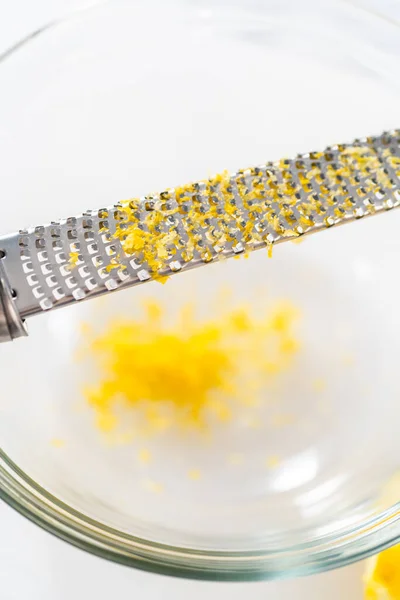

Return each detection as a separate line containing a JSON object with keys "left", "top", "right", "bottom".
{"left": 364, "top": 545, "right": 400, "bottom": 599}
{"left": 364, "top": 474, "right": 400, "bottom": 599}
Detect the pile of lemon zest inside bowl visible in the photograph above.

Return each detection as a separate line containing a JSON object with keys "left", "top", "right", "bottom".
{"left": 81, "top": 296, "right": 301, "bottom": 437}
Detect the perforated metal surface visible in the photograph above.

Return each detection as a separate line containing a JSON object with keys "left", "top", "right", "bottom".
{"left": 1, "top": 130, "right": 400, "bottom": 339}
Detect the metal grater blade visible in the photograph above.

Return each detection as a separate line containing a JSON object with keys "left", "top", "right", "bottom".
{"left": 1, "top": 129, "right": 400, "bottom": 342}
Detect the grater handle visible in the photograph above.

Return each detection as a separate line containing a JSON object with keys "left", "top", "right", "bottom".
{"left": 0, "top": 253, "right": 27, "bottom": 342}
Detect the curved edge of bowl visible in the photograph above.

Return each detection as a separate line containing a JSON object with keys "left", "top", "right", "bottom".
{"left": 1, "top": 450, "right": 400, "bottom": 581}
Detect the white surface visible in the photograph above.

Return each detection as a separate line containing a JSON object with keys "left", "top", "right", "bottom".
{"left": 1, "top": 500, "right": 364, "bottom": 599}
{"left": 0, "top": 1, "right": 366, "bottom": 598}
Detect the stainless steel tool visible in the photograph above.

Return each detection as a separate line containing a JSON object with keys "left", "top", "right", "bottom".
{"left": 1, "top": 129, "right": 399, "bottom": 343}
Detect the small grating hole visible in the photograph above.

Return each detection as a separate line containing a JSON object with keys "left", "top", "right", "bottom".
{"left": 65, "top": 276, "right": 78, "bottom": 289}
{"left": 55, "top": 253, "right": 67, "bottom": 264}
{"left": 53, "top": 287, "right": 65, "bottom": 301}
{"left": 130, "top": 259, "right": 140, "bottom": 270}
{"left": 40, "top": 298, "right": 53, "bottom": 311}
{"left": 138, "top": 269, "right": 151, "bottom": 281}
{"left": 36, "top": 238, "right": 46, "bottom": 249}
{"left": 105, "top": 245, "right": 117, "bottom": 257}
{"left": 46, "top": 275, "right": 58, "bottom": 288}
{"left": 85, "top": 277, "right": 98, "bottom": 291}
{"left": 169, "top": 260, "right": 182, "bottom": 272}
{"left": 27, "top": 274, "right": 39, "bottom": 286}
{"left": 60, "top": 265, "right": 71, "bottom": 277}
{"left": 78, "top": 266, "right": 90, "bottom": 278}
{"left": 50, "top": 226, "right": 61, "bottom": 238}
{"left": 101, "top": 232, "right": 112, "bottom": 243}
{"left": 22, "top": 262, "right": 34, "bottom": 274}
{"left": 384, "top": 199, "right": 394, "bottom": 210}
{"left": 37, "top": 251, "right": 48, "bottom": 262}
{"left": 105, "top": 278, "right": 118, "bottom": 290}
{"left": 118, "top": 268, "right": 130, "bottom": 281}
{"left": 92, "top": 255, "right": 104, "bottom": 268}
{"left": 33, "top": 286, "right": 45, "bottom": 299}
{"left": 73, "top": 288, "right": 86, "bottom": 300}
{"left": 70, "top": 242, "right": 81, "bottom": 252}
{"left": 41, "top": 263, "right": 53, "bottom": 275}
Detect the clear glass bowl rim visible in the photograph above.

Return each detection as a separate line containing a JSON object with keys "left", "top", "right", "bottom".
{"left": 0, "top": 3, "right": 399, "bottom": 580}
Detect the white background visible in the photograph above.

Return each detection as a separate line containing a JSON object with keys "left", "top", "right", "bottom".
{"left": 0, "top": 1, "right": 364, "bottom": 598}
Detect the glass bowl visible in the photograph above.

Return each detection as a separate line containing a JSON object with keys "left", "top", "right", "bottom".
{"left": 0, "top": 0, "right": 400, "bottom": 581}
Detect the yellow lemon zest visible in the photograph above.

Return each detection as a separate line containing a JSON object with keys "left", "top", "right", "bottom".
{"left": 82, "top": 297, "right": 301, "bottom": 436}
